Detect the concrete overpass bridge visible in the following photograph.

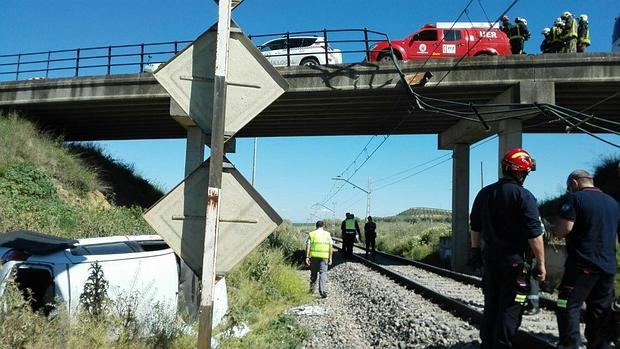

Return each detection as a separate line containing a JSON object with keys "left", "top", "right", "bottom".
{"left": 1, "top": 52, "right": 619, "bottom": 270}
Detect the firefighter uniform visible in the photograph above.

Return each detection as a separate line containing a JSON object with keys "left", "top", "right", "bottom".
{"left": 561, "top": 13, "right": 578, "bottom": 53}
{"left": 306, "top": 221, "right": 333, "bottom": 298}
{"left": 550, "top": 19, "right": 565, "bottom": 53}
{"left": 540, "top": 28, "right": 552, "bottom": 54}
{"left": 340, "top": 213, "right": 360, "bottom": 259}
{"left": 555, "top": 171, "right": 620, "bottom": 349}
{"left": 577, "top": 15, "right": 590, "bottom": 53}
{"left": 508, "top": 18, "right": 530, "bottom": 54}
{"left": 469, "top": 148, "right": 544, "bottom": 349}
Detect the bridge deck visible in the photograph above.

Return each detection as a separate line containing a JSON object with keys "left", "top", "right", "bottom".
{"left": 1, "top": 53, "right": 619, "bottom": 141}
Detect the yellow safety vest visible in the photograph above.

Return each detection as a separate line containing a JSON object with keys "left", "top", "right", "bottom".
{"left": 345, "top": 218, "right": 356, "bottom": 230}
{"left": 309, "top": 228, "right": 331, "bottom": 259}
{"left": 563, "top": 18, "right": 578, "bottom": 39}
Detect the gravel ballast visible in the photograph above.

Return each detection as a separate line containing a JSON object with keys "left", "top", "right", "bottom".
{"left": 292, "top": 253, "right": 479, "bottom": 349}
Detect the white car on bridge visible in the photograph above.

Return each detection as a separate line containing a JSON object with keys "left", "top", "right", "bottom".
{"left": 258, "top": 36, "right": 342, "bottom": 67}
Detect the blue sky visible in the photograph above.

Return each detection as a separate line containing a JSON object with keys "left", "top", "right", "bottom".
{"left": 2, "top": 1, "right": 619, "bottom": 222}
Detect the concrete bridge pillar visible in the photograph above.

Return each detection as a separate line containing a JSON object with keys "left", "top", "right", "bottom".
{"left": 498, "top": 119, "right": 523, "bottom": 177}
{"left": 185, "top": 126, "right": 206, "bottom": 175}
{"left": 498, "top": 81, "right": 555, "bottom": 176}
{"left": 451, "top": 143, "right": 470, "bottom": 273}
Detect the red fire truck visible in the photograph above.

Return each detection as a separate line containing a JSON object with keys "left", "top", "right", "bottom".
{"left": 368, "top": 22, "right": 511, "bottom": 62}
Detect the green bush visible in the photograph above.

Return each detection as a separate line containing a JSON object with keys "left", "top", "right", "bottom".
{"left": 375, "top": 221, "right": 451, "bottom": 266}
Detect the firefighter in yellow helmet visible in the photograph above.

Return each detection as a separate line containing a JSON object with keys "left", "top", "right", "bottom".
{"left": 305, "top": 220, "right": 334, "bottom": 298}
{"left": 577, "top": 14, "right": 590, "bottom": 53}
{"left": 561, "top": 11, "right": 578, "bottom": 53}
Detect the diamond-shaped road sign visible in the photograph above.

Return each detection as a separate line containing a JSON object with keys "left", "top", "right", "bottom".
{"left": 154, "top": 22, "right": 289, "bottom": 137}
{"left": 144, "top": 159, "right": 282, "bottom": 276}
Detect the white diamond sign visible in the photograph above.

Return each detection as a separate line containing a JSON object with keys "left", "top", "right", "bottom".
{"left": 154, "top": 22, "right": 289, "bottom": 136}
{"left": 144, "top": 158, "right": 282, "bottom": 276}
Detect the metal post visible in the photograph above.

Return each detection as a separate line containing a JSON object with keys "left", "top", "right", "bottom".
{"left": 45, "top": 51, "right": 51, "bottom": 78}
{"left": 174, "top": 41, "right": 179, "bottom": 54}
{"left": 323, "top": 28, "right": 329, "bottom": 64}
{"left": 107, "top": 46, "right": 112, "bottom": 75}
{"left": 140, "top": 43, "right": 145, "bottom": 73}
{"left": 75, "top": 49, "right": 80, "bottom": 77}
{"left": 286, "top": 32, "right": 291, "bottom": 67}
{"left": 16, "top": 54, "right": 21, "bottom": 81}
{"left": 252, "top": 137, "right": 257, "bottom": 186}
{"left": 197, "top": 0, "right": 232, "bottom": 348}
{"left": 364, "top": 28, "right": 371, "bottom": 61}
{"left": 366, "top": 177, "right": 371, "bottom": 219}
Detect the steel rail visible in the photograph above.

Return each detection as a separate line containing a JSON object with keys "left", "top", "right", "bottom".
{"left": 333, "top": 236, "right": 558, "bottom": 310}
{"left": 331, "top": 239, "right": 556, "bottom": 348}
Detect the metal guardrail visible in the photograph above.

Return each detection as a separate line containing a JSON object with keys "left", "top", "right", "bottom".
{"left": 0, "top": 40, "right": 192, "bottom": 81}
{"left": 0, "top": 28, "right": 391, "bottom": 82}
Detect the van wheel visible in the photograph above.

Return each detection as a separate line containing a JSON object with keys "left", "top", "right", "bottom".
{"left": 300, "top": 57, "right": 319, "bottom": 66}
{"left": 378, "top": 51, "right": 400, "bottom": 62}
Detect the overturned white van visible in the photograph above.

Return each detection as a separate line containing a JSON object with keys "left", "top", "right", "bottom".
{"left": 0, "top": 230, "right": 228, "bottom": 325}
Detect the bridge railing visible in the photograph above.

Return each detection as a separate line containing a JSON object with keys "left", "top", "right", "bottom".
{"left": 0, "top": 40, "right": 192, "bottom": 81}
{"left": 0, "top": 28, "right": 390, "bottom": 82}
{"left": 249, "top": 28, "right": 388, "bottom": 66}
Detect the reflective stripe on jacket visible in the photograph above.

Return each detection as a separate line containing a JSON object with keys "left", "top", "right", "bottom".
{"left": 309, "top": 228, "right": 331, "bottom": 259}
{"left": 509, "top": 25, "right": 524, "bottom": 40}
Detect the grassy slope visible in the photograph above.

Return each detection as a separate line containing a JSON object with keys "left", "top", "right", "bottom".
{"left": 0, "top": 114, "right": 311, "bottom": 349}
{"left": 0, "top": 115, "right": 154, "bottom": 237}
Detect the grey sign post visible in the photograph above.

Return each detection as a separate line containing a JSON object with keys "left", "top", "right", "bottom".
{"left": 197, "top": 0, "right": 231, "bottom": 348}
{"left": 150, "top": 0, "right": 288, "bottom": 347}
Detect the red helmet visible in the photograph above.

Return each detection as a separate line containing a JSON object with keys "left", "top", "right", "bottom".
{"left": 502, "top": 148, "right": 536, "bottom": 173}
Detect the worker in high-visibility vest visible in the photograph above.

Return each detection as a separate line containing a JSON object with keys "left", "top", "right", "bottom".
{"left": 305, "top": 220, "right": 334, "bottom": 298}
{"left": 340, "top": 212, "right": 360, "bottom": 259}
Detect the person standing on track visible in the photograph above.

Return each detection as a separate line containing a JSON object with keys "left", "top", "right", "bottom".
{"left": 305, "top": 220, "right": 334, "bottom": 298}
{"left": 468, "top": 147, "right": 546, "bottom": 349}
{"left": 340, "top": 213, "right": 360, "bottom": 259}
{"left": 553, "top": 170, "right": 620, "bottom": 349}
{"left": 364, "top": 216, "right": 377, "bottom": 259}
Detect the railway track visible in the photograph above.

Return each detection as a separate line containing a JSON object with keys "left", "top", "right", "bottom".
{"left": 331, "top": 237, "right": 576, "bottom": 348}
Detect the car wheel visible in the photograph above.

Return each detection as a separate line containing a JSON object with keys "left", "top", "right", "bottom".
{"left": 378, "top": 51, "right": 399, "bottom": 62}
{"left": 300, "top": 57, "right": 319, "bottom": 67}
{"left": 475, "top": 52, "right": 492, "bottom": 56}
